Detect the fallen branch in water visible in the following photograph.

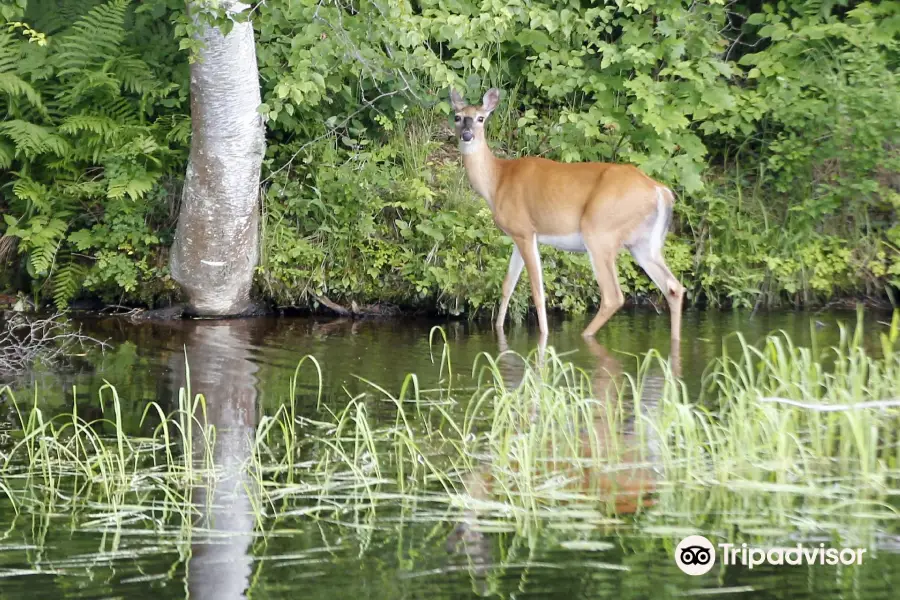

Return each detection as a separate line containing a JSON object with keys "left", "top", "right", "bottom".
{"left": 759, "top": 397, "right": 900, "bottom": 412}
{"left": 0, "top": 313, "right": 108, "bottom": 377}
{"left": 312, "top": 294, "right": 351, "bottom": 317}
{"left": 310, "top": 294, "right": 399, "bottom": 318}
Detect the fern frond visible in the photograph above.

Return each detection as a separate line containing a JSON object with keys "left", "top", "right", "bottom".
{"left": 34, "top": 82, "right": 69, "bottom": 121}
{"left": 0, "top": 141, "right": 13, "bottom": 170}
{"left": 55, "top": 0, "right": 128, "bottom": 78}
{"left": 35, "top": 218, "right": 68, "bottom": 243}
{"left": 12, "top": 177, "right": 51, "bottom": 206}
{"left": 0, "top": 33, "right": 20, "bottom": 74}
{"left": 4, "top": 214, "right": 68, "bottom": 276}
{"left": 121, "top": 133, "right": 162, "bottom": 160}
{"left": 60, "top": 180, "right": 107, "bottom": 200}
{"left": 57, "top": 70, "right": 121, "bottom": 109}
{"left": 107, "top": 169, "right": 159, "bottom": 201}
{"left": 0, "top": 120, "right": 70, "bottom": 159}
{"left": 14, "top": 38, "right": 53, "bottom": 82}
{"left": 164, "top": 115, "right": 192, "bottom": 145}
{"left": 107, "top": 54, "right": 157, "bottom": 96}
{"left": 27, "top": 0, "right": 103, "bottom": 35}
{"left": 59, "top": 114, "right": 122, "bottom": 163}
{"left": 52, "top": 259, "right": 87, "bottom": 309}
{"left": 0, "top": 72, "right": 44, "bottom": 110}
{"left": 60, "top": 114, "right": 121, "bottom": 139}
{"left": 29, "top": 239, "right": 59, "bottom": 276}
{"left": 96, "top": 95, "right": 140, "bottom": 123}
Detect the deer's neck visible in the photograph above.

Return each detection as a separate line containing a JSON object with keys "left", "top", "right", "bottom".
{"left": 461, "top": 143, "right": 501, "bottom": 210}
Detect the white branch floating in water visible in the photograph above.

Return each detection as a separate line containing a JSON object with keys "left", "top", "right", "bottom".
{"left": 759, "top": 397, "right": 900, "bottom": 412}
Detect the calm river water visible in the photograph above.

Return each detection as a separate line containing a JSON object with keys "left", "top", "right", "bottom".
{"left": 1, "top": 309, "right": 898, "bottom": 599}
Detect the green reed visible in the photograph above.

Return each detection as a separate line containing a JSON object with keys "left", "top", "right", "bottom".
{"left": 0, "top": 312, "right": 898, "bottom": 544}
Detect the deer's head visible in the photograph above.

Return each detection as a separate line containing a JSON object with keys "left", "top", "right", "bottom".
{"left": 449, "top": 88, "right": 500, "bottom": 155}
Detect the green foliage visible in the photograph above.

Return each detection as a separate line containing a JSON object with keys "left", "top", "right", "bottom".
{"left": 2, "top": 0, "right": 899, "bottom": 314}
{"left": 0, "top": 0, "right": 187, "bottom": 307}
{"left": 256, "top": 0, "right": 899, "bottom": 314}
{"left": 260, "top": 115, "right": 514, "bottom": 314}
{"left": 52, "top": 259, "right": 87, "bottom": 310}
{"left": 256, "top": 0, "right": 748, "bottom": 192}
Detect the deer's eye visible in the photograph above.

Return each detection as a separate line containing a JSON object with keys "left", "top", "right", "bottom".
{"left": 454, "top": 115, "right": 461, "bottom": 122}
{"left": 477, "top": 116, "right": 484, "bottom": 123}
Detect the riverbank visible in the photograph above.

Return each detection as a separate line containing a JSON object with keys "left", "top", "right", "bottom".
{"left": 1, "top": 287, "right": 895, "bottom": 325}
{"left": 255, "top": 124, "right": 899, "bottom": 318}
{"left": 3, "top": 116, "right": 898, "bottom": 318}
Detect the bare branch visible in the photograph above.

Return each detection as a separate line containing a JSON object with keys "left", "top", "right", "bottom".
{"left": 0, "top": 313, "right": 109, "bottom": 378}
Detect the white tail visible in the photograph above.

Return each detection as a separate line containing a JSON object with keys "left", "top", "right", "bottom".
{"left": 450, "top": 87, "right": 686, "bottom": 343}
{"left": 649, "top": 187, "right": 670, "bottom": 262}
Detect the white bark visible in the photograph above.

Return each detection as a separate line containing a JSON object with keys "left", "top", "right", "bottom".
{"left": 171, "top": 0, "right": 265, "bottom": 315}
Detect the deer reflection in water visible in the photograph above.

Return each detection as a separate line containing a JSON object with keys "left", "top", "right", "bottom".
{"left": 166, "top": 319, "right": 265, "bottom": 600}
{"left": 447, "top": 332, "right": 680, "bottom": 584}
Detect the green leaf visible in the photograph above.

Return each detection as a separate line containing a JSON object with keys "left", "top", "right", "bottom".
{"left": 746, "top": 13, "right": 766, "bottom": 25}
{"left": 68, "top": 229, "right": 96, "bottom": 251}
{"left": 416, "top": 223, "right": 445, "bottom": 242}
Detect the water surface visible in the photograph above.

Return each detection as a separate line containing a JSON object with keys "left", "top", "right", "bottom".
{"left": 1, "top": 309, "right": 898, "bottom": 599}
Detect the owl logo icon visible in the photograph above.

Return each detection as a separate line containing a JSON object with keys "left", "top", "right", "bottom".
{"left": 675, "top": 535, "right": 716, "bottom": 575}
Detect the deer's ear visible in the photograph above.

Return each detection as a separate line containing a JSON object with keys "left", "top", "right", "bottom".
{"left": 482, "top": 88, "right": 500, "bottom": 113}
{"left": 449, "top": 88, "right": 466, "bottom": 111}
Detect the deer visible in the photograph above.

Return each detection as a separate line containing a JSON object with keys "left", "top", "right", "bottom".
{"left": 450, "top": 87, "right": 686, "bottom": 345}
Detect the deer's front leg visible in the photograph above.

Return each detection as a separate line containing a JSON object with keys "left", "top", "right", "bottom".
{"left": 495, "top": 246, "right": 524, "bottom": 330}
{"left": 514, "top": 235, "right": 548, "bottom": 336}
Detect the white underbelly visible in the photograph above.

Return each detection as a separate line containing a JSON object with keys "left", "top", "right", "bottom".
{"left": 537, "top": 233, "right": 587, "bottom": 253}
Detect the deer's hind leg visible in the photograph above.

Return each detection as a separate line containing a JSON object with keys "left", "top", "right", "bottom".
{"left": 629, "top": 243, "right": 685, "bottom": 342}
{"left": 627, "top": 189, "right": 686, "bottom": 342}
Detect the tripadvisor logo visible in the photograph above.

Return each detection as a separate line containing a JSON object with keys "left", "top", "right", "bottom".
{"left": 674, "top": 535, "right": 868, "bottom": 576}
{"left": 675, "top": 535, "right": 716, "bottom": 576}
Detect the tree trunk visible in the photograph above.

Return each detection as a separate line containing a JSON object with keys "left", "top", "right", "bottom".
{"left": 171, "top": 0, "right": 265, "bottom": 316}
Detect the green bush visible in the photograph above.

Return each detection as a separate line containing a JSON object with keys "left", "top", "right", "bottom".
{"left": 0, "top": 0, "right": 187, "bottom": 308}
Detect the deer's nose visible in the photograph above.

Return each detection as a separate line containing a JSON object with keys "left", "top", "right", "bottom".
{"left": 461, "top": 130, "right": 474, "bottom": 142}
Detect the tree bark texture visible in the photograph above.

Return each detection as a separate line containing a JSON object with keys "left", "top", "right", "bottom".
{"left": 171, "top": 0, "right": 265, "bottom": 316}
